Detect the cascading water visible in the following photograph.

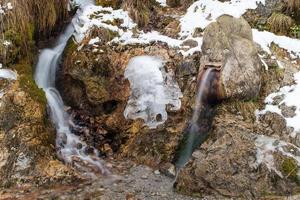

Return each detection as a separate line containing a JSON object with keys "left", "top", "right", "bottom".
{"left": 34, "top": 0, "right": 109, "bottom": 176}
{"left": 174, "top": 67, "right": 219, "bottom": 171}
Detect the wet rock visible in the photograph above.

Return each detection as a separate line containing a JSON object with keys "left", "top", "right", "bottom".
{"left": 201, "top": 15, "right": 262, "bottom": 100}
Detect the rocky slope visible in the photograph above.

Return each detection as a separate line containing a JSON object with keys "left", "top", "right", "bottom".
{"left": 1, "top": 0, "right": 300, "bottom": 199}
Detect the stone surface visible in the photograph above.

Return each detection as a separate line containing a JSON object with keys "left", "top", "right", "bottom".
{"left": 58, "top": 42, "right": 198, "bottom": 167}
{"left": 0, "top": 80, "right": 74, "bottom": 188}
{"left": 201, "top": 15, "right": 262, "bottom": 100}
{"left": 175, "top": 105, "right": 300, "bottom": 198}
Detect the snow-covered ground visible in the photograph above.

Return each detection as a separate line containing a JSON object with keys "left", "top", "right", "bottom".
{"left": 179, "top": 0, "right": 265, "bottom": 37}
{"left": 255, "top": 135, "right": 300, "bottom": 177}
{"left": 256, "top": 72, "right": 300, "bottom": 138}
{"left": 253, "top": 29, "right": 300, "bottom": 59}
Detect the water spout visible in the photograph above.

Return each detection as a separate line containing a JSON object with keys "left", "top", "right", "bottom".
{"left": 174, "top": 67, "right": 220, "bottom": 171}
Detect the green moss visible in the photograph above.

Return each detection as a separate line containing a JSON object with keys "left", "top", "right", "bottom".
{"left": 14, "top": 60, "right": 47, "bottom": 107}
{"left": 64, "top": 38, "right": 77, "bottom": 57}
{"left": 282, "top": 157, "right": 299, "bottom": 183}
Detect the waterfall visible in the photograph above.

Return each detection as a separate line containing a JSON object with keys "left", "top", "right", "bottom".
{"left": 34, "top": 0, "right": 109, "bottom": 176}
{"left": 174, "top": 68, "right": 217, "bottom": 171}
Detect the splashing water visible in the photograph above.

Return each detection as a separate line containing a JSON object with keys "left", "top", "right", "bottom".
{"left": 34, "top": 1, "right": 109, "bottom": 177}
{"left": 175, "top": 68, "right": 217, "bottom": 170}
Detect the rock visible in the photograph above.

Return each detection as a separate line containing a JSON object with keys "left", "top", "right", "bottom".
{"left": 0, "top": 81, "right": 74, "bottom": 187}
{"left": 243, "top": 0, "right": 284, "bottom": 29}
{"left": 280, "top": 104, "right": 297, "bottom": 118}
{"left": 59, "top": 42, "right": 190, "bottom": 168}
{"left": 175, "top": 110, "right": 300, "bottom": 198}
{"left": 259, "top": 112, "right": 287, "bottom": 136}
{"left": 154, "top": 170, "right": 160, "bottom": 175}
{"left": 181, "top": 39, "right": 198, "bottom": 48}
{"left": 201, "top": 15, "right": 262, "bottom": 100}
{"left": 141, "top": 175, "right": 148, "bottom": 179}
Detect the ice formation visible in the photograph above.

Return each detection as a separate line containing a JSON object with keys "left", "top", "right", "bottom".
{"left": 124, "top": 56, "right": 182, "bottom": 129}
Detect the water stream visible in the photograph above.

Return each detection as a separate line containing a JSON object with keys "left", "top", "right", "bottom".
{"left": 34, "top": 0, "right": 109, "bottom": 176}
{"left": 175, "top": 68, "right": 217, "bottom": 170}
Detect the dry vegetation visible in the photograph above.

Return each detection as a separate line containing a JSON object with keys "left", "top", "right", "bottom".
{"left": 286, "top": 0, "right": 300, "bottom": 12}
{"left": 0, "top": 0, "right": 69, "bottom": 64}
{"left": 122, "top": 0, "right": 157, "bottom": 28}
{"left": 267, "top": 12, "right": 294, "bottom": 35}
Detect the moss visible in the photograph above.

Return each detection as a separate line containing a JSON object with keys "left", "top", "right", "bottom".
{"left": 281, "top": 157, "right": 299, "bottom": 183}
{"left": 14, "top": 60, "right": 47, "bottom": 107}
{"left": 64, "top": 38, "right": 77, "bottom": 57}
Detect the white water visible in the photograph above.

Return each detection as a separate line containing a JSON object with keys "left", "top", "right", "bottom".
{"left": 34, "top": 1, "right": 109, "bottom": 176}
{"left": 191, "top": 68, "right": 213, "bottom": 123}
{"left": 175, "top": 68, "right": 214, "bottom": 170}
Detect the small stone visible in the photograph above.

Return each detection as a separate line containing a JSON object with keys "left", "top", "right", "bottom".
{"left": 141, "top": 175, "right": 148, "bottom": 179}
{"left": 154, "top": 170, "right": 160, "bottom": 175}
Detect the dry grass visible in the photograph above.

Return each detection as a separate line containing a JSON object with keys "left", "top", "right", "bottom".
{"left": 267, "top": 12, "right": 294, "bottom": 34}
{"left": 0, "top": 0, "right": 68, "bottom": 63}
{"left": 286, "top": 0, "right": 300, "bottom": 11}
{"left": 122, "top": 0, "right": 157, "bottom": 28}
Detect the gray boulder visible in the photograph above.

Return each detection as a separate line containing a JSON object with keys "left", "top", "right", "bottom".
{"left": 201, "top": 15, "right": 262, "bottom": 100}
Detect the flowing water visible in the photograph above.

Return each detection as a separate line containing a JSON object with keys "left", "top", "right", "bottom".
{"left": 175, "top": 68, "right": 217, "bottom": 170}
{"left": 34, "top": 0, "right": 109, "bottom": 176}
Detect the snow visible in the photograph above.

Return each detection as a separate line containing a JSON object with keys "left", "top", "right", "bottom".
{"left": 72, "top": 5, "right": 136, "bottom": 43}
{"left": 256, "top": 72, "right": 300, "bottom": 137}
{"left": 0, "top": 2, "right": 13, "bottom": 15}
{"left": 72, "top": 4, "right": 206, "bottom": 57}
{"left": 255, "top": 135, "right": 300, "bottom": 177}
{"left": 156, "top": 0, "right": 167, "bottom": 7}
{"left": 88, "top": 37, "right": 100, "bottom": 45}
{"left": 0, "top": 68, "right": 17, "bottom": 80}
{"left": 124, "top": 56, "right": 182, "bottom": 128}
{"left": 179, "top": 0, "right": 265, "bottom": 37}
{"left": 253, "top": 29, "right": 300, "bottom": 58}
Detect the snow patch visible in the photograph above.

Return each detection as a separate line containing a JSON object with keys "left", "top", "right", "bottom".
{"left": 0, "top": 68, "right": 17, "bottom": 80}
{"left": 0, "top": 2, "right": 13, "bottom": 15}
{"left": 256, "top": 72, "right": 300, "bottom": 137}
{"left": 253, "top": 29, "right": 300, "bottom": 58}
{"left": 124, "top": 56, "right": 182, "bottom": 128}
{"left": 180, "top": 0, "right": 265, "bottom": 37}
{"left": 156, "top": 0, "right": 167, "bottom": 7}
{"left": 72, "top": 4, "right": 204, "bottom": 56}
{"left": 73, "top": 5, "right": 136, "bottom": 43}
{"left": 255, "top": 135, "right": 300, "bottom": 177}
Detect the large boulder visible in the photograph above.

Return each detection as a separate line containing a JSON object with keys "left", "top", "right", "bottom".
{"left": 201, "top": 15, "right": 262, "bottom": 100}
